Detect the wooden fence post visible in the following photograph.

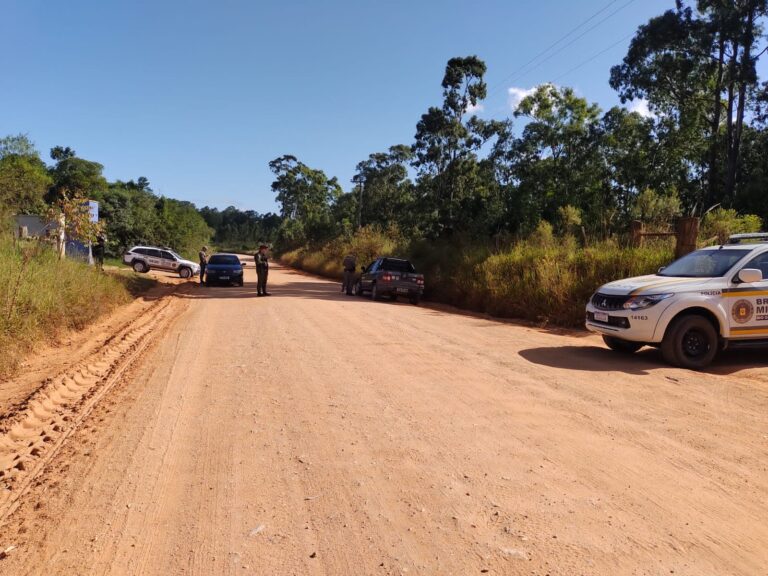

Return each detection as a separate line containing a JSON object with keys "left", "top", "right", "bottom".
{"left": 630, "top": 221, "right": 644, "bottom": 247}
{"left": 675, "top": 217, "right": 699, "bottom": 259}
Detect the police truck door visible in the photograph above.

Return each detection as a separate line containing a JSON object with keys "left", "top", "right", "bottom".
{"left": 728, "top": 250, "right": 768, "bottom": 338}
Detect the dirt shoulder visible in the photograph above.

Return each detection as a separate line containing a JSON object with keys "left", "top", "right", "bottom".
{"left": 0, "top": 269, "right": 190, "bottom": 415}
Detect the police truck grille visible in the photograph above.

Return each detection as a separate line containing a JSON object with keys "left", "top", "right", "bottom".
{"left": 591, "top": 293, "right": 631, "bottom": 311}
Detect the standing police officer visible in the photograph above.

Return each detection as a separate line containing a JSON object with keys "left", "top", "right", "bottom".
{"left": 255, "top": 244, "right": 270, "bottom": 296}
{"left": 342, "top": 252, "right": 357, "bottom": 295}
{"left": 199, "top": 246, "right": 209, "bottom": 285}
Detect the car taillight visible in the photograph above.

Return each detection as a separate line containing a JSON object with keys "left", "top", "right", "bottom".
{"left": 416, "top": 279, "right": 424, "bottom": 285}
{"left": 382, "top": 274, "right": 400, "bottom": 281}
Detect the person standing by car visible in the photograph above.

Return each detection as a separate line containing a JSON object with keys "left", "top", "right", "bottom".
{"left": 198, "top": 246, "right": 209, "bottom": 285}
{"left": 255, "top": 244, "right": 270, "bottom": 296}
{"left": 342, "top": 252, "right": 357, "bottom": 295}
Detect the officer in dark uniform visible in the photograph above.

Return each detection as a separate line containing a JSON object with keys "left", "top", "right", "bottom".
{"left": 94, "top": 233, "right": 106, "bottom": 271}
{"left": 342, "top": 253, "right": 357, "bottom": 295}
{"left": 199, "top": 246, "right": 209, "bottom": 285}
{"left": 255, "top": 244, "right": 270, "bottom": 296}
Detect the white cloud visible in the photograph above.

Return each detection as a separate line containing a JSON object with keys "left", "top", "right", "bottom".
{"left": 465, "top": 102, "right": 484, "bottom": 115}
{"left": 508, "top": 86, "right": 537, "bottom": 111}
{"left": 628, "top": 98, "right": 655, "bottom": 119}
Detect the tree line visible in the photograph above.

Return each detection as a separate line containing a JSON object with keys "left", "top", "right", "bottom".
{"left": 272, "top": 1, "right": 768, "bottom": 249}
{"left": 0, "top": 135, "right": 280, "bottom": 257}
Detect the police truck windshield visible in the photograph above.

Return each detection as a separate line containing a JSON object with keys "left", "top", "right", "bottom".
{"left": 658, "top": 249, "right": 750, "bottom": 278}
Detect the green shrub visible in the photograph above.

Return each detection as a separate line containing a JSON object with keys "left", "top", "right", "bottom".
{"left": 701, "top": 208, "right": 763, "bottom": 244}
{"left": 0, "top": 237, "right": 133, "bottom": 378}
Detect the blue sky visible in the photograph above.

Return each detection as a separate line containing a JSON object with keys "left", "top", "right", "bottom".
{"left": 2, "top": 0, "right": 703, "bottom": 212}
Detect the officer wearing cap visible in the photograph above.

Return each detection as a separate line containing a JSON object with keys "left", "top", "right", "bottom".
{"left": 255, "top": 244, "right": 270, "bottom": 296}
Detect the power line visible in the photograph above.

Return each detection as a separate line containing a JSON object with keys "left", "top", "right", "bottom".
{"left": 489, "top": 0, "right": 623, "bottom": 92}
{"left": 493, "top": 0, "right": 639, "bottom": 92}
{"left": 552, "top": 32, "right": 634, "bottom": 82}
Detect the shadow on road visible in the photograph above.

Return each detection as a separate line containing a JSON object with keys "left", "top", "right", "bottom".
{"left": 519, "top": 345, "right": 765, "bottom": 376}
{"left": 519, "top": 346, "right": 661, "bottom": 375}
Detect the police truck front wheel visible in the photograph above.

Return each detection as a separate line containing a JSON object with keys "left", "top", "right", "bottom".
{"left": 179, "top": 267, "right": 192, "bottom": 279}
{"left": 133, "top": 261, "right": 148, "bottom": 273}
{"left": 602, "top": 335, "right": 642, "bottom": 354}
{"left": 661, "top": 315, "right": 719, "bottom": 370}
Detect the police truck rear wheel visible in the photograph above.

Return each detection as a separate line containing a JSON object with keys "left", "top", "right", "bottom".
{"left": 602, "top": 336, "right": 642, "bottom": 354}
{"left": 133, "top": 261, "right": 147, "bottom": 273}
{"left": 661, "top": 315, "right": 719, "bottom": 370}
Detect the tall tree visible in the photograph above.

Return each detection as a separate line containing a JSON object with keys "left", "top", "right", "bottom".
{"left": 511, "top": 84, "right": 605, "bottom": 231}
{"left": 0, "top": 134, "right": 52, "bottom": 219}
{"left": 269, "top": 155, "right": 342, "bottom": 247}
{"left": 47, "top": 146, "right": 107, "bottom": 203}
{"left": 351, "top": 145, "right": 414, "bottom": 230}
{"left": 611, "top": 0, "right": 768, "bottom": 209}
{"left": 412, "top": 56, "right": 503, "bottom": 234}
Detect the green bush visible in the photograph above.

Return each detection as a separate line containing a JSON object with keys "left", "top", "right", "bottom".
{"left": 701, "top": 208, "right": 763, "bottom": 244}
{"left": 0, "top": 237, "right": 133, "bottom": 378}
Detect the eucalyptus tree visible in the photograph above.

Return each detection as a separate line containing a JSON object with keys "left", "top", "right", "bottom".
{"left": 412, "top": 56, "right": 504, "bottom": 234}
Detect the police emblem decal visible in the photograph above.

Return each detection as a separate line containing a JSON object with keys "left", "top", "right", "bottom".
{"left": 732, "top": 299, "right": 754, "bottom": 324}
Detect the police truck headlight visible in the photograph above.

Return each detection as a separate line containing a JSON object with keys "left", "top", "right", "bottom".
{"left": 622, "top": 293, "right": 674, "bottom": 311}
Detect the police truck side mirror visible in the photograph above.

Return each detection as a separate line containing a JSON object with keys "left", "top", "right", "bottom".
{"left": 737, "top": 268, "right": 763, "bottom": 284}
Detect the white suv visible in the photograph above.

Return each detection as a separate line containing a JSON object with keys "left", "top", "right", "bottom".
{"left": 586, "top": 234, "right": 768, "bottom": 369}
{"left": 123, "top": 246, "right": 200, "bottom": 278}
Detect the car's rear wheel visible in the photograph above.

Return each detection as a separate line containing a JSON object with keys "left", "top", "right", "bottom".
{"left": 409, "top": 296, "right": 420, "bottom": 306}
{"left": 661, "top": 315, "right": 719, "bottom": 370}
{"left": 371, "top": 284, "right": 382, "bottom": 301}
{"left": 355, "top": 281, "right": 364, "bottom": 296}
{"left": 179, "top": 267, "right": 192, "bottom": 279}
{"left": 389, "top": 294, "right": 398, "bottom": 302}
{"left": 133, "top": 261, "right": 148, "bottom": 273}
{"left": 603, "top": 335, "right": 642, "bottom": 354}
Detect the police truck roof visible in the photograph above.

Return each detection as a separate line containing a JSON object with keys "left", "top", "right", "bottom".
{"left": 726, "top": 233, "right": 768, "bottom": 245}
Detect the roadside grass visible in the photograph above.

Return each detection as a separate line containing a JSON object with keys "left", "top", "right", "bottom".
{"left": 0, "top": 237, "right": 137, "bottom": 379}
{"left": 281, "top": 227, "right": 674, "bottom": 328}
{"left": 104, "top": 256, "right": 128, "bottom": 269}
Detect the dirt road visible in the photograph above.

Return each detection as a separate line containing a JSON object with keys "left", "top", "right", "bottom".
{"left": 1, "top": 263, "right": 767, "bottom": 575}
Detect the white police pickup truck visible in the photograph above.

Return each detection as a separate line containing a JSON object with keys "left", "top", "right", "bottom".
{"left": 586, "top": 233, "right": 768, "bottom": 369}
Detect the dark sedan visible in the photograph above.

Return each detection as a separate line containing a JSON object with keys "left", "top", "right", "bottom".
{"left": 204, "top": 253, "right": 246, "bottom": 286}
{"left": 355, "top": 257, "right": 425, "bottom": 305}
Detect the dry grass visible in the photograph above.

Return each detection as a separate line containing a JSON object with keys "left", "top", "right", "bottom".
{"left": 281, "top": 229, "right": 674, "bottom": 328}
{"left": 0, "top": 237, "right": 134, "bottom": 378}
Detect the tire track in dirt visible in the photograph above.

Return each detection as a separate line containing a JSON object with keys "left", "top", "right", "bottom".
{"left": 0, "top": 293, "right": 185, "bottom": 522}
